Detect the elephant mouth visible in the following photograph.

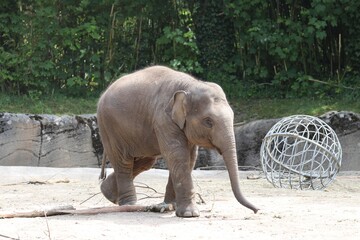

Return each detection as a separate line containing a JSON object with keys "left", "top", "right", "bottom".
{"left": 214, "top": 146, "right": 223, "bottom": 155}
{"left": 195, "top": 141, "right": 221, "bottom": 154}
{"left": 203, "top": 140, "right": 223, "bottom": 155}
{"left": 205, "top": 142, "right": 223, "bottom": 155}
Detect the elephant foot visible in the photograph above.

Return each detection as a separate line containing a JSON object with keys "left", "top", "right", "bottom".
{"left": 146, "top": 202, "right": 176, "bottom": 213}
{"left": 100, "top": 174, "right": 118, "bottom": 204}
{"left": 176, "top": 202, "right": 200, "bottom": 218}
{"left": 118, "top": 195, "right": 137, "bottom": 206}
{"left": 100, "top": 172, "right": 137, "bottom": 205}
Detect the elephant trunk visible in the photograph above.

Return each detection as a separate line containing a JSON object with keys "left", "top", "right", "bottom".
{"left": 215, "top": 127, "right": 259, "bottom": 214}
{"left": 222, "top": 147, "right": 259, "bottom": 213}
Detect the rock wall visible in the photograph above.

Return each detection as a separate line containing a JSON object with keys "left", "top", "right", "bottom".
{"left": 0, "top": 113, "right": 100, "bottom": 168}
{"left": 1, "top": 111, "right": 359, "bottom": 171}
{"left": 320, "top": 111, "right": 360, "bottom": 171}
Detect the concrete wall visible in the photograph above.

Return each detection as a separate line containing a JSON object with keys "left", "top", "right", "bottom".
{"left": 0, "top": 111, "right": 359, "bottom": 171}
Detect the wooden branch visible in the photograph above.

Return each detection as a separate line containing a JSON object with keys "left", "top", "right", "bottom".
{"left": 0, "top": 205, "right": 75, "bottom": 219}
{"left": 59, "top": 205, "right": 148, "bottom": 215}
{"left": 306, "top": 77, "right": 360, "bottom": 90}
{"left": 0, "top": 205, "right": 151, "bottom": 219}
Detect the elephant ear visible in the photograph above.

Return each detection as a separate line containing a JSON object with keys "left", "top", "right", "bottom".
{"left": 166, "top": 91, "right": 188, "bottom": 129}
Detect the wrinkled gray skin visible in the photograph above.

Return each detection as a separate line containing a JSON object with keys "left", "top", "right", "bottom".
{"left": 97, "top": 66, "right": 259, "bottom": 217}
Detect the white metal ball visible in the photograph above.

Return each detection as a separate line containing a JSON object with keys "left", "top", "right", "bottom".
{"left": 260, "top": 115, "right": 342, "bottom": 190}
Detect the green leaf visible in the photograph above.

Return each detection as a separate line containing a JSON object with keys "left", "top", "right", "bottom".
{"left": 316, "top": 31, "right": 327, "bottom": 40}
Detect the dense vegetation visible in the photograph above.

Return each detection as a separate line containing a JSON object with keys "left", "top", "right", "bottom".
{"left": 1, "top": 0, "right": 359, "bottom": 100}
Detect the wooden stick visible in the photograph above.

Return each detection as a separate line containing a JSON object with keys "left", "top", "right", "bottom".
{"left": 0, "top": 205, "right": 149, "bottom": 219}
{"left": 59, "top": 205, "right": 148, "bottom": 215}
{"left": 0, "top": 205, "right": 75, "bottom": 219}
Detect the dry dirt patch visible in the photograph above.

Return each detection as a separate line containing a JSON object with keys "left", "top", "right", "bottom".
{"left": 0, "top": 167, "right": 359, "bottom": 240}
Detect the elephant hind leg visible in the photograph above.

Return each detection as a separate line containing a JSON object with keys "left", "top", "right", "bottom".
{"left": 100, "top": 144, "right": 137, "bottom": 205}
{"left": 100, "top": 170, "right": 137, "bottom": 205}
{"left": 100, "top": 172, "right": 118, "bottom": 204}
{"left": 98, "top": 113, "right": 137, "bottom": 205}
{"left": 100, "top": 156, "right": 156, "bottom": 205}
{"left": 133, "top": 156, "right": 157, "bottom": 178}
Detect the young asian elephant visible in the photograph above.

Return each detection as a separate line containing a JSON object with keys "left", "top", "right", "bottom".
{"left": 97, "top": 66, "right": 259, "bottom": 217}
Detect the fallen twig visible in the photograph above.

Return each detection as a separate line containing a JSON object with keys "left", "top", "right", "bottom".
{"left": 137, "top": 193, "right": 163, "bottom": 201}
{"left": 306, "top": 77, "right": 360, "bottom": 90}
{"left": 0, "top": 205, "right": 169, "bottom": 219}
{"left": 44, "top": 212, "right": 52, "bottom": 240}
{"left": 59, "top": 205, "right": 148, "bottom": 215}
{"left": 27, "top": 181, "right": 47, "bottom": 185}
{"left": 0, "top": 233, "right": 19, "bottom": 240}
{"left": 80, "top": 192, "right": 102, "bottom": 205}
{"left": 196, "top": 193, "right": 206, "bottom": 204}
{"left": 79, "top": 182, "right": 164, "bottom": 205}
{"left": 0, "top": 205, "right": 75, "bottom": 219}
{"left": 134, "top": 182, "right": 164, "bottom": 195}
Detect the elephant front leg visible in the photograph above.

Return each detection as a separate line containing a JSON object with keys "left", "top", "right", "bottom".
{"left": 145, "top": 173, "right": 176, "bottom": 214}
{"left": 148, "top": 169, "right": 198, "bottom": 217}
{"left": 171, "top": 167, "right": 199, "bottom": 217}
{"left": 163, "top": 146, "right": 199, "bottom": 217}
{"left": 163, "top": 145, "right": 197, "bottom": 208}
{"left": 164, "top": 173, "right": 176, "bottom": 204}
{"left": 156, "top": 128, "right": 199, "bottom": 217}
{"left": 168, "top": 145, "right": 199, "bottom": 217}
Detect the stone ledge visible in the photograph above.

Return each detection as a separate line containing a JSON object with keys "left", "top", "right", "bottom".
{"left": 0, "top": 113, "right": 99, "bottom": 168}
{"left": 1, "top": 111, "right": 359, "bottom": 171}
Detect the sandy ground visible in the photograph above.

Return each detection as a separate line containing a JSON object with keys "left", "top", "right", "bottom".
{"left": 0, "top": 166, "right": 359, "bottom": 240}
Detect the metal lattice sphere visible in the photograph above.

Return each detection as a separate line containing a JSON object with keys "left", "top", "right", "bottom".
{"left": 260, "top": 115, "right": 342, "bottom": 190}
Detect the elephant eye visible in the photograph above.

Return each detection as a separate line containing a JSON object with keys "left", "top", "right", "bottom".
{"left": 202, "top": 117, "right": 213, "bottom": 128}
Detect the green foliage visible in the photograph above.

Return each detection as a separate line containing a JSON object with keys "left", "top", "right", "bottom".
{"left": 156, "top": 26, "right": 202, "bottom": 74}
{"left": 224, "top": 0, "right": 360, "bottom": 98}
{"left": 192, "top": 0, "right": 237, "bottom": 85}
{"left": 0, "top": 1, "right": 109, "bottom": 96}
{"left": 0, "top": 0, "right": 359, "bottom": 100}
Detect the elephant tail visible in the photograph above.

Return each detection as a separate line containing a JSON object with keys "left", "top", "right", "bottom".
{"left": 99, "top": 152, "right": 108, "bottom": 181}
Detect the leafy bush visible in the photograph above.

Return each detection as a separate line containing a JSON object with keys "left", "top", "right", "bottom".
{"left": 224, "top": 0, "right": 360, "bottom": 98}
{"left": 0, "top": 0, "right": 359, "bottom": 100}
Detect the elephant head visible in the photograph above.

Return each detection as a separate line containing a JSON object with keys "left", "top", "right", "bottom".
{"left": 168, "top": 82, "right": 259, "bottom": 213}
